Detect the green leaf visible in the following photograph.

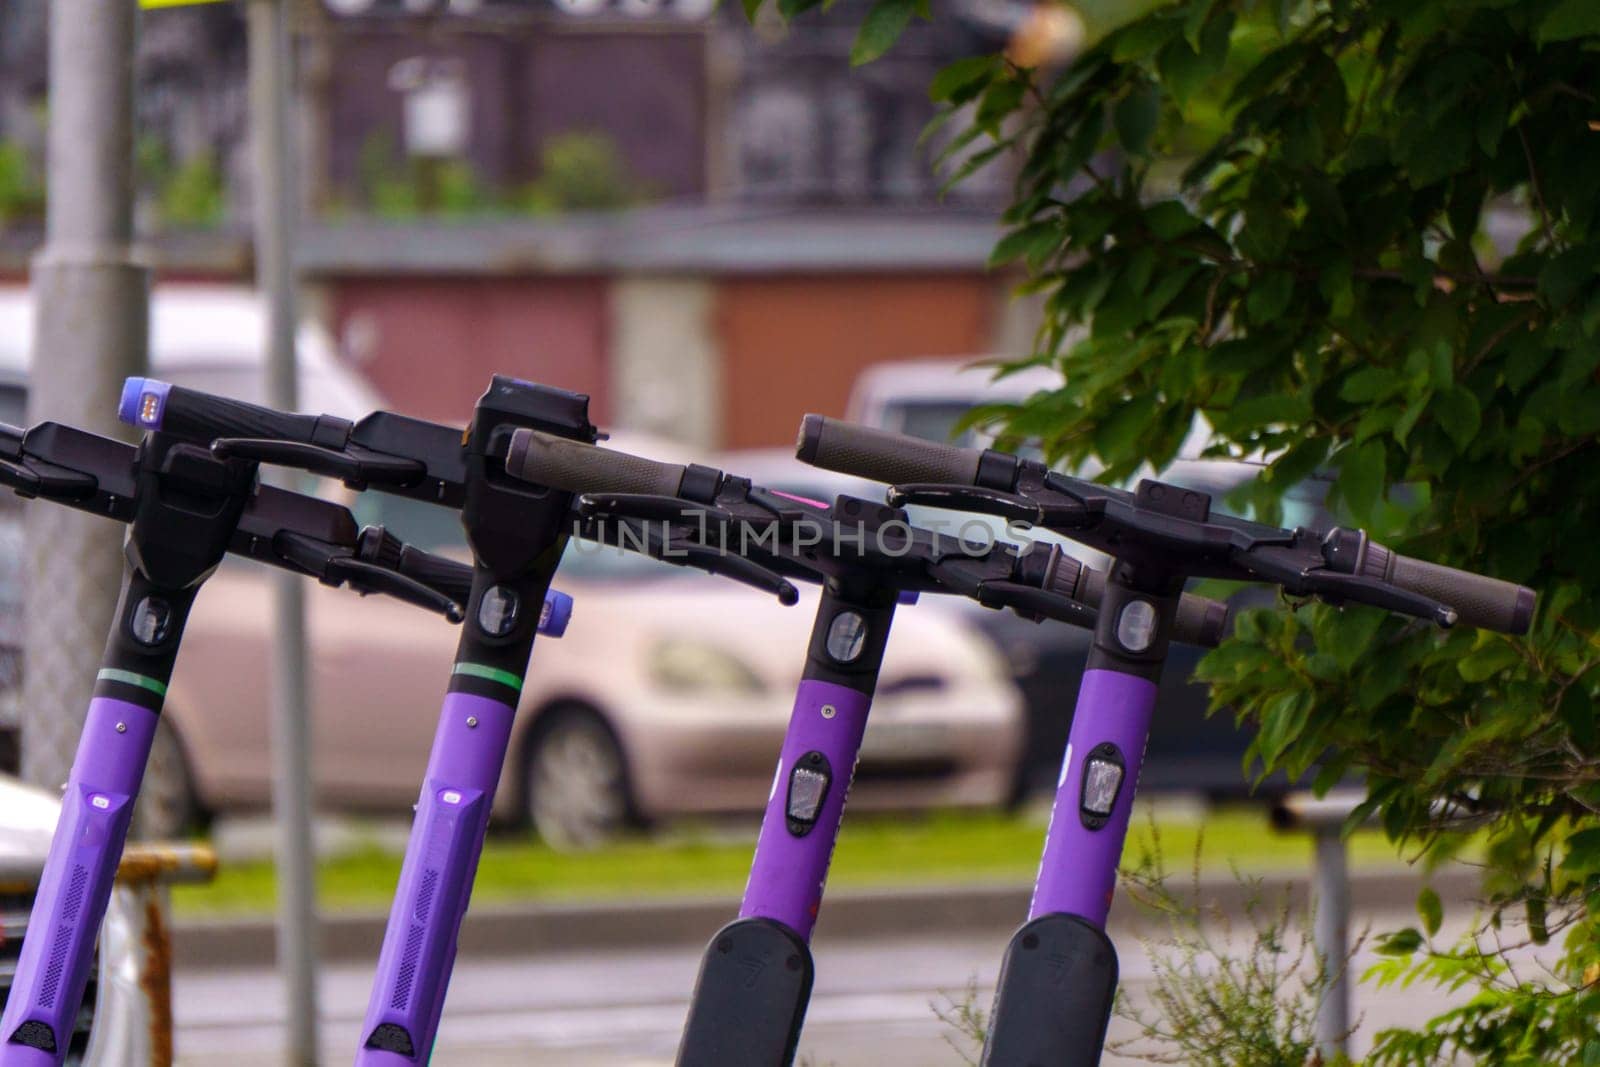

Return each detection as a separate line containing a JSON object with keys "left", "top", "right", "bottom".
{"left": 938, "top": 141, "right": 1008, "bottom": 194}
{"left": 1335, "top": 439, "right": 1386, "bottom": 521}
{"left": 1145, "top": 200, "right": 1199, "bottom": 240}
{"left": 1376, "top": 926, "right": 1424, "bottom": 956}
{"left": 975, "top": 76, "right": 1026, "bottom": 133}
{"left": 989, "top": 222, "right": 1059, "bottom": 270}
{"left": 1157, "top": 34, "right": 1223, "bottom": 108}
{"left": 1563, "top": 827, "right": 1600, "bottom": 875}
{"left": 777, "top": 0, "right": 823, "bottom": 16}
{"left": 1539, "top": 246, "right": 1600, "bottom": 308}
{"left": 1114, "top": 84, "right": 1161, "bottom": 156}
{"left": 1340, "top": 366, "right": 1401, "bottom": 403}
{"left": 1246, "top": 271, "right": 1294, "bottom": 324}
{"left": 1528, "top": 896, "right": 1549, "bottom": 945}
{"left": 851, "top": 0, "right": 916, "bottom": 66}
{"left": 1433, "top": 385, "right": 1481, "bottom": 448}
{"left": 1144, "top": 265, "right": 1199, "bottom": 319}
{"left": 1417, "top": 886, "right": 1443, "bottom": 937}
{"left": 1561, "top": 685, "right": 1596, "bottom": 753}
{"left": 1505, "top": 333, "right": 1555, "bottom": 393}
{"left": 1093, "top": 394, "right": 1158, "bottom": 463}
{"left": 929, "top": 55, "right": 999, "bottom": 103}
{"left": 1538, "top": 0, "right": 1600, "bottom": 42}
{"left": 1458, "top": 638, "right": 1520, "bottom": 682}
{"left": 740, "top": 0, "right": 763, "bottom": 20}
{"left": 1256, "top": 689, "right": 1311, "bottom": 767}
{"left": 1558, "top": 385, "right": 1600, "bottom": 436}
{"left": 1110, "top": 16, "right": 1181, "bottom": 63}
{"left": 1058, "top": 107, "right": 1106, "bottom": 180}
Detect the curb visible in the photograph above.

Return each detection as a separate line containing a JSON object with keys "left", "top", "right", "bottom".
{"left": 171, "top": 865, "right": 1481, "bottom": 970}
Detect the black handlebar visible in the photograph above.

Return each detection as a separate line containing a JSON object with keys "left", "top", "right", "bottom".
{"left": 507, "top": 428, "right": 689, "bottom": 497}
{"left": 1321, "top": 528, "right": 1534, "bottom": 634}
{"left": 509, "top": 429, "right": 1229, "bottom": 646}
{"left": 122, "top": 377, "right": 354, "bottom": 450}
{"left": 799, "top": 414, "right": 1536, "bottom": 636}
{"left": 796, "top": 413, "right": 986, "bottom": 488}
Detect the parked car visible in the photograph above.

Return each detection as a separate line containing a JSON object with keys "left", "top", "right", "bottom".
{"left": 257, "top": 477, "right": 1028, "bottom": 848}
{"left": 839, "top": 358, "right": 1322, "bottom": 800}
{"left": 94, "top": 488, "right": 1027, "bottom": 848}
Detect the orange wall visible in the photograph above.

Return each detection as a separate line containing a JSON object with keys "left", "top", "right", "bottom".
{"left": 717, "top": 274, "right": 993, "bottom": 449}
{"left": 331, "top": 277, "right": 609, "bottom": 424}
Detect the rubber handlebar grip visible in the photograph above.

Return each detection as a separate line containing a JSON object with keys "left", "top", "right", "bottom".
{"left": 505, "top": 428, "right": 688, "bottom": 497}
{"left": 1380, "top": 547, "right": 1535, "bottom": 634}
{"left": 395, "top": 545, "right": 475, "bottom": 606}
{"left": 795, "top": 414, "right": 984, "bottom": 487}
{"left": 119, "top": 377, "right": 349, "bottom": 446}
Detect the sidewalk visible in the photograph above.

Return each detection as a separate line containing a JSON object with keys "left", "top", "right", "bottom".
{"left": 173, "top": 864, "right": 1480, "bottom": 968}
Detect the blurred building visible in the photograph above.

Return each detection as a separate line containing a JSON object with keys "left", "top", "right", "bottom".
{"left": 0, "top": 0, "right": 1041, "bottom": 447}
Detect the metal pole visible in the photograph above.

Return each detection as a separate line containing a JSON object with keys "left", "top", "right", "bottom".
{"left": 1312, "top": 824, "right": 1352, "bottom": 1059}
{"left": 21, "top": 1, "right": 149, "bottom": 798}
{"left": 248, "top": 1, "right": 320, "bottom": 1063}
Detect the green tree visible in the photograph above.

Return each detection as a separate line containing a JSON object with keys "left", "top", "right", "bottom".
{"left": 757, "top": 0, "right": 1600, "bottom": 1060}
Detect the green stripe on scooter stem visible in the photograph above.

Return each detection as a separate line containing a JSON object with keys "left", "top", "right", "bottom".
{"left": 96, "top": 668, "right": 168, "bottom": 697}
{"left": 452, "top": 662, "right": 524, "bottom": 693}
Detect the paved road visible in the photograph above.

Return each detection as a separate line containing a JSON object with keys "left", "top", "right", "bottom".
{"left": 173, "top": 905, "right": 1489, "bottom": 1066}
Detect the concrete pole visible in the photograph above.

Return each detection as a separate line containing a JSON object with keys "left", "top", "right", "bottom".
{"left": 248, "top": 1, "right": 320, "bottom": 1062}
{"left": 1312, "top": 824, "right": 1352, "bottom": 1059}
{"left": 21, "top": 2, "right": 149, "bottom": 797}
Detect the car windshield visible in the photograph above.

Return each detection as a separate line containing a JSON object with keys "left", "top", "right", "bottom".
{"left": 882, "top": 398, "right": 1048, "bottom": 462}
{"left": 887, "top": 399, "right": 990, "bottom": 448}
{"left": 350, "top": 490, "right": 691, "bottom": 583}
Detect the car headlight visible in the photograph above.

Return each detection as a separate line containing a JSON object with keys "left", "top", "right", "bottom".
{"left": 647, "top": 638, "right": 768, "bottom": 695}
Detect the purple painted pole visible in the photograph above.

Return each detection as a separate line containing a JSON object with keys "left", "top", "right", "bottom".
{"left": 355, "top": 690, "right": 516, "bottom": 1065}
{"left": 740, "top": 679, "right": 873, "bottom": 941}
{"left": 1029, "top": 668, "right": 1159, "bottom": 926}
{"left": 0, "top": 698, "right": 157, "bottom": 1067}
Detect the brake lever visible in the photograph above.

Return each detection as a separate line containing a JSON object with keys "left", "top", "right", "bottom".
{"left": 637, "top": 519, "right": 799, "bottom": 606}
{"left": 326, "top": 555, "right": 466, "bottom": 623}
{"left": 212, "top": 437, "right": 425, "bottom": 489}
{"left": 976, "top": 580, "right": 1099, "bottom": 628}
{"left": 0, "top": 454, "right": 99, "bottom": 501}
{"left": 887, "top": 483, "right": 1091, "bottom": 529}
{"left": 577, "top": 492, "right": 738, "bottom": 530}
{"left": 671, "top": 537, "right": 801, "bottom": 606}
{"left": 272, "top": 531, "right": 465, "bottom": 622}
{"left": 1302, "top": 569, "right": 1458, "bottom": 628}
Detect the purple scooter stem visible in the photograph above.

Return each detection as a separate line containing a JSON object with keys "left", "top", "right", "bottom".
{"left": 1030, "top": 668, "right": 1159, "bottom": 925}
{"left": 0, "top": 698, "right": 156, "bottom": 1066}
{"left": 740, "top": 679, "right": 873, "bottom": 940}
{"left": 356, "top": 689, "right": 517, "bottom": 1065}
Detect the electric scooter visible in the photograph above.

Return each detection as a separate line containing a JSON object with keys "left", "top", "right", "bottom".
{"left": 503, "top": 427, "right": 1228, "bottom": 1067}
{"left": 795, "top": 414, "right": 1537, "bottom": 1067}
{"left": 113, "top": 374, "right": 611, "bottom": 1064}
{"left": 0, "top": 408, "right": 527, "bottom": 1067}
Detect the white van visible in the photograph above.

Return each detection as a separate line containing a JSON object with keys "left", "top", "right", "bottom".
{"left": 844, "top": 356, "right": 1065, "bottom": 450}
{"left": 0, "top": 284, "right": 383, "bottom": 425}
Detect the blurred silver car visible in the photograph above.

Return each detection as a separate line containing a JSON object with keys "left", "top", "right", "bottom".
{"left": 0, "top": 773, "right": 165, "bottom": 1066}
{"left": 160, "top": 497, "right": 1027, "bottom": 848}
